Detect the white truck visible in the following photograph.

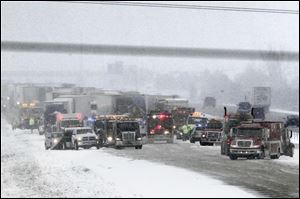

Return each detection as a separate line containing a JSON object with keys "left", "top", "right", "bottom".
{"left": 252, "top": 87, "right": 271, "bottom": 113}
{"left": 58, "top": 95, "right": 92, "bottom": 117}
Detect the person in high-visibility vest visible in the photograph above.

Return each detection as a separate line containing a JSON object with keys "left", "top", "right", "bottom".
{"left": 29, "top": 117, "right": 35, "bottom": 133}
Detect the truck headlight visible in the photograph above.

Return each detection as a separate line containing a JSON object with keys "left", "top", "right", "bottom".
{"left": 116, "top": 138, "right": 121, "bottom": 141}
{"left": 201, "top": 134, "right": 206, "bottom": 138}
{"left": 180, "top": 132, "right": 183, "bottom": 135}
{"left": 53, "top": 138, "right": 58, "bottom": 144}
{"left": 164, "top": 130, "right": 170, "bottom": 134}
{"left": 107, "top": 137, "right": 113, "bottom": 142}
{"left": 173, "top": 125, "right": 176, "bottom": 129}
{"left": 78, "top": 137, "right": 82, "bottom": 141}
{"left": 137, "top": 137, "right": 142, "bottom": 141}
{"left": 252, "top": 145, "right": 261, "bottom": 148}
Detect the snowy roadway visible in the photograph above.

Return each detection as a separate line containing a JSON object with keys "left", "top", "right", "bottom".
{"left": 1, "top": 118, "right": 299, "bottom": 198}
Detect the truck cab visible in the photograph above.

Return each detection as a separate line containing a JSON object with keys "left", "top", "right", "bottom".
{"left": 66, "top": 127, "right": 99, "bottom": 150}
{"left": 191, "top": 119, "right": 222, "bottom": 146}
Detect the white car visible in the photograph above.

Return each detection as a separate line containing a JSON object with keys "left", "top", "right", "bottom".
{"left": 64, "top": 127, "right": 100, "bottom": 150}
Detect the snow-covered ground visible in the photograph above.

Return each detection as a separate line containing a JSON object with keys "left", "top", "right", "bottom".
{"left": 1, "top": 119, "right": 259, "bottom": 198}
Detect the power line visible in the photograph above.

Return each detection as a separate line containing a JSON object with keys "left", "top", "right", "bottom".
{"left": 50, "top": 1, "right": 299, "bottom": 15}
{"left": 2, "top": 41, "right": 299, "bottom": 61}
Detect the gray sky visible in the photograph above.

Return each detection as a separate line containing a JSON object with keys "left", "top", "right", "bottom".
{"left": 1, "top": 1, "right": 299, "bottom": 81}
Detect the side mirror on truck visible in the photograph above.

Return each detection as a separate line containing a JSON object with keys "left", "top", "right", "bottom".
{"left": 290, "top": 130, "right": 293, "bottom": 138}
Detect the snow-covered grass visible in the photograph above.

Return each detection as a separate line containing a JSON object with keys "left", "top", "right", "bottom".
{"left": 1, "top": 119, "right": 259, "bottom": 198}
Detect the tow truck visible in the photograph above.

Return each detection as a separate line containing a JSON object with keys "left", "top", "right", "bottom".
{"left": 146, "top": 111, "right": 175, "bottom": 143}
{"left": 44, "top": 113, "right": 84, "bottom": 150}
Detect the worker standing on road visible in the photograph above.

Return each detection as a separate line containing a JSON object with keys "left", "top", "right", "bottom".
{"left": 29, "top": 117, "right": 35, "bottom": 133}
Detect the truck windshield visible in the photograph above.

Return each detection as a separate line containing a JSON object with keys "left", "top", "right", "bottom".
{"left": 237, "top": 128, "right": 263, "bottom": 138}
{"left": 148, "top": 118, "right": 173, "bottom": 129}
{"left": 52, "top": 133, "right": 62, "bottom": 138}
{"left": 207, "top": 121, "right": 222, "bottom": 129}
{"left": 238, "top": 102, "right": 251, "bottom": 109}
{"left": 77, "top": 129, "right": 93, "bottom": 134}
{"left": 117, "top": 122, "right": 139, "bottom": 131}
{"left": 188, "top": 117, "right": 208, "bottom": 125}
{"left": 95, "top": 120, "right": 105, "bottom": 129}
{"left": 61, "top": 120, "right": 81, "bottom": 128}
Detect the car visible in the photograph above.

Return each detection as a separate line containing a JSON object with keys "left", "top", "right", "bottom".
{"left": 285, "top": 115, "right": 299, "bottom": 127}
{"left": 237, "top": 102, "right": 251, "bottom": 114}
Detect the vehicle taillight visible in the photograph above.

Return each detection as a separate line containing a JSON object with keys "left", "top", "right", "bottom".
{"left": 150, "top": 130, "right": 155, "bottom": 134}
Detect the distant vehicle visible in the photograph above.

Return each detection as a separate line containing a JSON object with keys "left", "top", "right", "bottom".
{"left": 251, "top": 107, "right": 265, "bottom": 120}
{"left": 171, "top": 107, "right": 195, "bottom": 139}
{"left": 203, "top": 97, "right": 216, "bottom": 108}
{"left": 147, "top": 111, "right": 175, "bottom": 143}
{"left": 44, "top": 128, "right": 63, "bottom": 150}
{"left": 180, "top": 113, "right": 208, "bottom": 141}
{"left": 252, "top": 87, "right": 271, "bottom": 113}
{"left": 190, "top": 119, "right": 222, "bottom": 146}
{"left": 17, "top": 102, "right": 43, "bottom": 132}
{"left": 284, "top": 115, "right": 299, "bottom": 127}
{"left": 237, "top": 102, "right": 251, "bottom": 114}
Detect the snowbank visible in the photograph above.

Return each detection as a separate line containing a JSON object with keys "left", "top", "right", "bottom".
{"left": 1, "top": 119, "right": 259, "bottom": 198}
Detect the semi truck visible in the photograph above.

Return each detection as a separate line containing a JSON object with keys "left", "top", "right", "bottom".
{"left": 252, "top": 87, "right": 271, "bottom": 113}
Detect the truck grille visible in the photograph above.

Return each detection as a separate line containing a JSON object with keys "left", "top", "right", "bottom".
{"left": 207, "top": 132, "right": 220, "bottom": 138}
{"left": 237, "top": 141, "right": 251, "bottom": 147}
{"left": 122, "top": 132, "right": 135, "bottom": 142}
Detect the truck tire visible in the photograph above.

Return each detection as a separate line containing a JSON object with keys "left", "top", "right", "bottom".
{"left": 200, "top": 141, "right": 206, "bottom": 146}
{"left": 75, "top": 142, "right": 79, "bottom": 150}
{"left": 288, "top": 147, "right": 294, "bottom": 157}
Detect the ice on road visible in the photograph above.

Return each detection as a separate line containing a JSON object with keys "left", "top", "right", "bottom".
{"left": 1, "top": 119, "right": 259, "bottom": 198}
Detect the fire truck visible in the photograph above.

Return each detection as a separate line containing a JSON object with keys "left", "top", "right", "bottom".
{"left": 220, "top": 107, "right": 253, "bottom": 155}
{"left": 228, "top": 121, "right": 295, "bottom": 160}
{"left": 146, "top": 111, "right": 175, "bottom": 143}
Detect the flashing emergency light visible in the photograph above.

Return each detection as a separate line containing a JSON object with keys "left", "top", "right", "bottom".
{"left": 56, "top": 113, "right": 64, "bottom": 121}
{"left": 76, "top": 113, "right": 82, "bottom": 120}
{"left": 87, "top": 117, "right": 95, "bottom": 122}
